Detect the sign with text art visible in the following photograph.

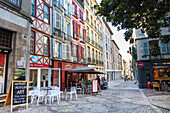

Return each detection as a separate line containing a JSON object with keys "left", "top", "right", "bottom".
{"left": 14, "top": 68, "right": 25, "bottom": 80}
{"left": 3, "top": 81, "right": 28, "bottom": 112}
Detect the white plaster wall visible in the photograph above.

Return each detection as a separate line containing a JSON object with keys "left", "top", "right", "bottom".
{"left": 0, "top": 8, "right": 27, "bottom": 28}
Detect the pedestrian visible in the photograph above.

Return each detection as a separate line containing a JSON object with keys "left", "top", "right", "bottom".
{"left": 96, "top": 76, "right": 101, "bottom": 90}
{"left": 81, "top": 78, "right": 86, "bottom": 94}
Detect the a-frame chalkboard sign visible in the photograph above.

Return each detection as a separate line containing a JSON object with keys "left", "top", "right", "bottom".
{"left": 3, "top": 81, "right": 28, "bottom": 112}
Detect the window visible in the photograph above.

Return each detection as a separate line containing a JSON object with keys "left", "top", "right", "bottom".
{"left": 74, "top": 44, "right": 77, "bottom": 57}
{"left": 96, "top": 51, "right": 97, "bottom": 60}
{"left": 54, "top": 42, "right": 60, "bottom": 58}
{"left": 88, "top": 46, "right": 90, "bottom": 58}
{"left": 0, "top": 28, "right": 12, "bottom": 48}
{"left": 143, "top": 41, "right": 149, "bottom": 55}
{"left": 56, "top": 13, "right": 61, "bottom": 29}
{"left": 30, "top": 31, "right": 35, "bottom": 53}
{"left": 66, "top": 44, "right": 71, "bottom": 59}
{"left": 31, "top": 0, "right": 35, "bottom": 16}
{"left": 92, "top": 49, "right": 94, "bottom": 59}
{"left": 44, "top": 5, "right": 49, "bottom": 23}
{"left": 81, "top": 27, "right": 83, "bottom": 38}
{"left": 106, "top": 44, "right": 108, "bottom": 51}
{"left": 87, "top": 27, "right": 89, "bottom": 38}
{"left": 91, "top": 30, "right": 93, "bottom": 40}
{"left": 44, "top": 36, "right": 49, "bottom": 56}
{"left": 160, "top": 41, "right": 170, "bottom": 54}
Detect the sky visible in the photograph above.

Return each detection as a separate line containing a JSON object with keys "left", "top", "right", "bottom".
{"left": 96, "top": 0, "right": 131, "bottom": 62}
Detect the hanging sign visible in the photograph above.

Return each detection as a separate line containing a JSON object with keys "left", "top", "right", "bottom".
{"left": 3, "top": 81, "right": 28, "bottom": 112}
{"left": 14, "top": 68, "right": 25, "bottom": 80}
{"left": 92, "top": 79, "right": 98, "bottom": 93}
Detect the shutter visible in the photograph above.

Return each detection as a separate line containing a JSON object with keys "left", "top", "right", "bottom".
{"left": 78, "top": 24, "right": 80, "bottom": 36}
{"left": 53, "top": 10, "right": 56, "bottom": 28}
{"left": 76, "top": 22, "right": 78, "bottom": 35}
{"left": 160, "top": 42, "right": 167, "bottom": 54}
{"left": 83, "top": 29, "right": 87, "bottom": 40}
{"left": 79, "top": 46, "right": 81, "bottom": 59}
{"left": 143, "top": 41, "right": 149, "bottom": 55}
{"left": 64, "top": 1, "right": 67, "bottom": 9}
{"left": 82, "top": 47, "right": 85, "bottom": 58}
{"left": 77, "top": 45, "right": 79, "bottom": 59}
{"left": 69, "top": 45, "right": 71, "bottom": 59}
{"left": 62, "top": 18, "right": 64, "bottom": 32}
{"left": 168, "top": 41, "right": 170, "bottom": 53}
{"left": 53, "top": 40, "right": 56, "bottom": 57}
{"left": 71, "top": 42, "right": 74, "bottom": 56}
{"left": 73, "top": 20, "right": 75, "bottom": 33}
{"left": 62, "top": 43, "right": 66, "bottom": 59}
{"left": 56, "top": 13, "right": 60, "bottom": 29}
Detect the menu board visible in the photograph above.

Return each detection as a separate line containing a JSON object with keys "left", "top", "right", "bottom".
{"left": 92, "top": 79, "right": 98, "bottom": 93}
{"left": 3, "top": 81, "right": 28, "bottom": 112}
{"left": 13, "top": 82, "right": 27, "bottom": 105}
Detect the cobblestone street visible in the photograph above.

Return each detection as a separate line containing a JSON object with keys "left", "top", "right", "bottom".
{"left": 1, "top": 80, "right": 170, "bottom": 113}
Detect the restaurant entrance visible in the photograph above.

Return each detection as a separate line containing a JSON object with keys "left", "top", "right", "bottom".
{"left": 0, "top": 54, "right": 6, "bottom": 94}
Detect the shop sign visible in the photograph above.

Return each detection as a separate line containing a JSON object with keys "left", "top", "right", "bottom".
{"left": 30, "top": 63, "right": 48, "bottom": 67}
{"left": 14, "top": 68, "right": 25, "bottom": 80}
{"left": 92, "top": 79, "right": 98, "bottom": 93}
{"left": 137, "top": 62, "right": 144, "bottom": 68}
{"left": 3, "top": 81, "right": 28, "bottom": 112}
{"left": 32, "top": 56, "right": 38, "bottom": 63}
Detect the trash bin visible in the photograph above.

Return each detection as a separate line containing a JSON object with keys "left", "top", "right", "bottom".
{"left": 147, "top": 81, "right": 151, "bottom": 89}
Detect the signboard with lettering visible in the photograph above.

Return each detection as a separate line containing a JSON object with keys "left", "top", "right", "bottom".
{"left": 3, "top": 81, "right": 28, "bottom": 112}
{"left": 92, "top": 79, "right": 98, "bottom": 93}
{"left": 14, "top": 68, "right": 25, "bottom": 80}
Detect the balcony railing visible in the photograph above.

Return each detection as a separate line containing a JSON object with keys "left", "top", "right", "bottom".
{"left": 64, "top": 33, "right": 71, "bottom": 41}
{"left": 92, "top": 59, "right": 95, "bottom": 63}
{"left": 54, "top": 28, "right": 64, "bottom": 38}
{"left": 54, "top": 0, "right": 64, "bottom": 11}
{"left": 87, "top": 36, "right": 90, "bottom": 41}
{"left": 91, "top": 22, "right": 93, "bottom": 26}
{"left": 6, "top": 0, "right": 21, "bottom": 7}
{"left": 92, "top": 40, "right": 94, "bottom": 44}
{"left": 80, "top": 17, "right": 84, "bottom": 23}
{"left": 96, "top": 60, "right": 98, "bottom": 64}
{"left": 77, "top": 0, "right": 84, "bottom": 9}
{"left": 88, "top": 57, "right": 91, "bottom": 62}
{"left": 86, "top": 17, "right": 89, "bottom": 22}
{"left": 64, "top": 9, "right": 71, "bottom": 17}
{"left": 73, "top": 56, "right": 77, "bottom": 62}
{"left": 86, "top": 0, "right": 89, "bottom": 5}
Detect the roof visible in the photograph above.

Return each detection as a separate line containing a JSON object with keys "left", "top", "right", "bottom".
{"left": 102, "top": 17, "right": 113, "bottom": 35}
{"left": 111, "top": 40, "right": 120, "bottom": 50}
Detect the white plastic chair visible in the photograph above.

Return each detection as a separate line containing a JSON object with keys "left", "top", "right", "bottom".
{"left": 50, "top": 86, "right": 64, "bottom": 100}
{"left": 45, "top": 90, "right": 60, "bottom": 104}
{"left": 36, "top": 90, "right": 46, "bottom": 105}
{"left": 65, "top": 87, "right": 77, "bottom": 100}
{"left": 30, "top": 88, "right": 39, "bottom": 104}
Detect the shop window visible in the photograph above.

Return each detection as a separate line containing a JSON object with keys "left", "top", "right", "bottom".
{"left": 44, "top": 5, "right": 49, "bottom": 23}
{"left": 30, "top": 31, "right": 35, "bottom": 54}
{"left": 44, "top": 36, "right": 49, "bottom": 56}
{"left": 153, "top": 66, "right": 170, "bottom": 81}
{"left": 0, "top": 54, "right": 6, "bottom": 94}
{"left": 31, "top": 0, "right": 35, "bottom": 16}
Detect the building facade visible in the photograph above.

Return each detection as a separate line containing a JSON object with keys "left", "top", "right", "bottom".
{"left": 102, "top": 17, "right": 114, "bottom": 82}
{"left": 29, "top": 0, "right": 52, "bottom": 90}
{"left": 134, "top": 27, "right": 170, "bottom": 88}
{"left": 85, "top": 0, "right": 104, "bottom": 79}
{"left": 0, "top": 0, "right": 31, "bottom": 95}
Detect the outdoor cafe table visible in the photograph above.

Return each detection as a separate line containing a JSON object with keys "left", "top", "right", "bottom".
{"left": 41, "top": 87, "right": 52, "bottom": 95}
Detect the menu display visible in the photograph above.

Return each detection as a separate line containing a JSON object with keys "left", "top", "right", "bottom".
{"left": 13, "top": 82, "right": 27, "bottom": 105}
{"left": 92, "top": 79, "right": 98, "bottom": 93}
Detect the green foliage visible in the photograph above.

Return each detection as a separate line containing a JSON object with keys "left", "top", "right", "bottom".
{"left": 132, "top": 46, "right": 137, "bottom": 60}
{"left": 150, "top": 44, "right": 160, "bottom": 56}
{"left": 94, "top": 0, "right": 170, "bottom": 43}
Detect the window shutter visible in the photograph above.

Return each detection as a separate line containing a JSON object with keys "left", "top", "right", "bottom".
{"left": 71, "top": 42, "right": 74, "bottom": 56}
{"left": 79, "top": 46, "right": 81, "bottom": 59}
{"left": 62, "top": 18, "right": 64, "bottom": 32}
{"left": 69, "top": 45, "right": 71, "bottom": 59}
{"left": 78, "top": 24, "right": 80, "bottom": 36}
{"left": 56, "top": 13, "right": 60, "bottom": 29}
{"left": 53, "top": 10, "right": 56, "bottom": 28}
{"left": 82, "top": 47, "right": 85, "bottom": 58}
{"left": 64, "top": 1, "right": 67, "bottom": 9}
{"left": 83, "top": 29, "right": 87, "bottom": 40}
{"left": 76, "top": 22, "right": 78, "bottom": 35}
{"left": 160, "top": 42, "right": 167, "bottom": 54}
{"left": 62, "top": 43, "right": 66, "bottom": 59}
{"left": 77, "top": 45, "right": 79, "bottom": 59}
{"left": 143, "top": 41, "right": 149, "bottom": 55}
{"left": 73, "top": 20, "right": 75, "bottom": 33}
{"left": 168, "top": 41, "right": 170, "bottom": 53}
{"left": 53, "top": 40, "right": 56, "bottom": 57}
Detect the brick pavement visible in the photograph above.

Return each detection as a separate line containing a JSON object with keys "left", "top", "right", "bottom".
{"left": 0, "top": 80, "right": 169, "bottom": 113}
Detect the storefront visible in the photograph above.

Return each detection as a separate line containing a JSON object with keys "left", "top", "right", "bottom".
{"left": 152, "top": 62, "right": 170, "bottom": 81}
{"left": 52, "top": 60, "right": 87, "bottom": 91}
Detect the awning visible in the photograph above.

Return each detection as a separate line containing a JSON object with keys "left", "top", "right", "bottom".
{"left": 68, "top": 66, "right": 106, "bottom": 74}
